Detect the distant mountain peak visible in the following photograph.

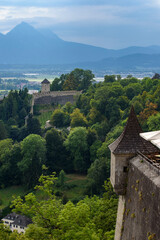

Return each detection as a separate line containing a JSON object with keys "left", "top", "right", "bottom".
{"left": 6, "top": 22, "right": 40, "bottom": 38}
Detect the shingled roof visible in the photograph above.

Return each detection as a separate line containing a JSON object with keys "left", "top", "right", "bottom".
{"left": 109, "top": 106, "right": 159, "bottom": 154}
{"left": 41, "top": 78, "right": 50, "bottom": 84}
{"left": 3, "top": 212, "right": 32, "bottom": 228}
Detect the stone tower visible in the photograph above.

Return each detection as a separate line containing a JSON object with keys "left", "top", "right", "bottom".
{"left": 41, "top": 78, "right": 50, "bottom": 93}
{"left": 109, "top": 106, "right": 159, "bottom": 240}
{"left": 109, "top": 106, "right": 157, "bottom": 195}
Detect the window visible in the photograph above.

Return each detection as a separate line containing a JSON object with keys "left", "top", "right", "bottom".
{"left": 123, "top": 166, "right": 128, "bottom": 173}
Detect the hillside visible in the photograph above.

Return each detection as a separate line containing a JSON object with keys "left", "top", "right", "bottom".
{"left": 1, "top": 22, "right": 160, "bottom": 72}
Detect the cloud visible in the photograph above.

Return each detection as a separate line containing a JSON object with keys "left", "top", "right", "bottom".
{"left": 0, "top": 5, "right": 135, "bottom": 26}
{"left": 146, "top": 0, "right": 160, "bottom": 7}
{"left": 0, "top": 1, "right": 160, "bottom": 48}
{"left": 0, "top": 0, "right": 149, "bottom": 7}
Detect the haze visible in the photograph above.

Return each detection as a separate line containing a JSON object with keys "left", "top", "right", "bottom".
{"left": 0, "top": 0, "right": 160, "bottom": 49}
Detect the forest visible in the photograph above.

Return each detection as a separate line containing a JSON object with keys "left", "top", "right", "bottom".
{"left": 0, "top": 69, "right": 160, "bottom": 239}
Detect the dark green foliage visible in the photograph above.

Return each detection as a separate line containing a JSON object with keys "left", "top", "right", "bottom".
{"left": 64, "top": 127, "right": 89, "bottom": 173}
{"left": 58, "top": 170, "right": 65, "bottom": 187}
{"left": 147, "top": 113, "right": 160, "bottom": 131}
{"left": 27, "top": 114, "right": 42, "bottom": 135}
{"left": 51, "top": 109, "right": 70, "bottom": 128}
{"left": 104, "top": 75, "right": 116, "bottom": 83}
{"left": 45, "top": 128, "right": 70, "bottom": 173}
{"left": 51, "top": 68, "right": 94, "bottom": 92}
{"left": 90, "top": 140, "right": 102, "bottom": 162}
{"left": 19, "top": 134, "right": 46, "bottom": 189}
{"left": 152, "top": 73, "right": 160, "bottom": 79}
{"left": 0, "top": 139, "right": 22, "bottom": 187}
{"left": 50, "top": 74, "right": 66, "bottom": 91}
{"left": 70, "top": 108, "right": 88, "bottom": 128}
{"left": 0, "top": 88, "right": 31, "bottom": 127}
{"left": 86, "top": 158, "right": 110, "bottom": 195}
{"left": 8, "top": 173, "right": 118, "bottom": 240}
{"left": 0, "top": 120, "right": 8, "bottom": 140}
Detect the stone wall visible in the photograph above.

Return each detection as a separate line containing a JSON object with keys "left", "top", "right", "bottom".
{"left": 116, "top": 155, "right": 160, "bottom": 240}
{"left": 31, "top": 90, "right": 81, "bottom": 113}
{"left": 34, "top": 95, "right": 76, "bottom": 105}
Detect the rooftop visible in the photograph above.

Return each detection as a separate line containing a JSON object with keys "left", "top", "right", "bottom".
{"left": 109, "top": 106, "right": 159, "bottom": 154}
{"left": 140, "top": 131, "right": 160, "bottom": 149}
{"left": 41, "top": 78, "right": 50, "bottom": 84}
{"left": 3, "top": 212, "right": 32, "bottom": 227}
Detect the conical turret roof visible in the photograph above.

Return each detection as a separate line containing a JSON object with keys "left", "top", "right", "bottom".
{"left": 109, "top": 106, "right": 159, "bottom": 154}
{"left": 41, "top": 78, "right": 50, "bottom": 84}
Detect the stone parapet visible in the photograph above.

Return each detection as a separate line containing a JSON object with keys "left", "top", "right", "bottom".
{"left": 33, "top": 91, "right": 81, "bottom": 100}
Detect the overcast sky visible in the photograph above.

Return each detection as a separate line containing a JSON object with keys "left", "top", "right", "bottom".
{"left": 0, "top": 0, "right": 160, "bottom": 49}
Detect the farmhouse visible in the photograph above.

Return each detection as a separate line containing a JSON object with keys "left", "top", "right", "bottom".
{"left": 2, "top": 212, "right": 32, "bottom": 233}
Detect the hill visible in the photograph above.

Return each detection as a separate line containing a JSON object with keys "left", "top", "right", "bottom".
{"left": 0, "top": 22, "right": 160, "bottom": 72}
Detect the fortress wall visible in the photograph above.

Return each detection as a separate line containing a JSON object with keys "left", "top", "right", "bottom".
{"left": 34, "top": 95, "right": 76, "bottom": 105}
{"left": 33, "top": 91, "right": 81, "bottom": 99}
{"left": 119, "top": 156, "right": 160, "bottom": 240}
{"left": 32, "top": 91, "right": 81, "bottom": 107}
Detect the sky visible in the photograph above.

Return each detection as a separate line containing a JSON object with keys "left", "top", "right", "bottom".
{"left": 0, "top": 0, "right": 160, "bottom": 49}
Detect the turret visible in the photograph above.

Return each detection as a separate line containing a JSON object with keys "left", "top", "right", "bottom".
{"left": 41, "top": 78, "right": 50, "bottom": 93}
{"left": 109, "top": 106, "right": 158, "bottom": 195}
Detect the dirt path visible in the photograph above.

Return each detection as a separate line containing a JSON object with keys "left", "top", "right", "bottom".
{"left": 66, "top": 174, "right": 87, "bottom": 182}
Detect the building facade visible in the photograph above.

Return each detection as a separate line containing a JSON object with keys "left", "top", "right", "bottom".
{"left": 2, "top": 213, "right": 32, "bottom": 233}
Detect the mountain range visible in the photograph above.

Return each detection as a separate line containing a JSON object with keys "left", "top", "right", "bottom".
{"left": 0, "top": 22, "right": 160, "bottom": 72}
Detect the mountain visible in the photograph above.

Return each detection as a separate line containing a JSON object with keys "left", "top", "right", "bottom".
{"left": 0, "top": 22, "right": 160, "bottom": 68}
{"left": 0, "top": 22, "right": 113, "bottom": 64}
{"left": 79, "top": 53, "right": 160, "bottom": 72}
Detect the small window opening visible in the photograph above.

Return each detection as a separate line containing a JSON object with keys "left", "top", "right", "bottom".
{"left": 123, "top": 166, "right": 128, "bottom": 173}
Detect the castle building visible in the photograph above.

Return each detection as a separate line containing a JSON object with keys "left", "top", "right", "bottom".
{"left": 41, "top": 78, "right": 50, "bottom": 93}
{"left": 109, "top": 107, "right": 160, "bottom": 240}
{"left": 30, "top": 79, "right": 82, "bottom": 113}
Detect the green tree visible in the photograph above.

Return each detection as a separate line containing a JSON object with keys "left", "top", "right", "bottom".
{"left": 0, "top": 139, "right": 21, "bottom": 187}
{"left": 87, "top": 158, "right": 110, "bottom": 195}
{"left": 70, "top": 108, "right": 88, "bottom": 128}
{"left": 62, "top": 68, "right": 94, "bottom": 91}
{"left": 104, "top": 75, "right": 116, "bottom": 83}
{"left": 50, "top": 77, "right": 63, "bottom": 91}
{"left": 45, "top": 128, "right": 68, "bottom": 173}
{"left": 51, "top": 109, "right": 70, "bottom": 128}
{"left": 63, "top": 72, "right": 78, "bottom": 90}
{"left": 64, "top": 127, "right": 89, "bottom": 173}
{"left": 58, "top": 170, "right": 65, "bottom": 187}
{"left": 10, "top": 173, "right": 118, "bottom": 240}
{"left": 90, "top": 140, "right": 102, "bottom": 163}
{"left": 147, "top": 113, "right": 160, "bottom": 131}
{"left": 19, "top": 134, "right": 46, "bottom": 189}
{"left": 0, "top": 120, "right": 8, "bottom": 140}
{"left": 27, "top": 114, "right": 42, "bottom": 136}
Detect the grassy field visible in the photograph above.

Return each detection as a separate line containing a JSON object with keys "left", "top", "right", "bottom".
{"left": 34, "top": 104, "right": 55, "bottom": 127}
{"left": 0, "top": 186, "right": 27, "bottom": 209}
{"left": 37, "top": 111, "right": 53, "bottom": 127}
{"left": 0, "top": 174, "right": 88, "bottom": 210}
{"left": 64, "top": 174, "right": 88, "bottom": 202}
